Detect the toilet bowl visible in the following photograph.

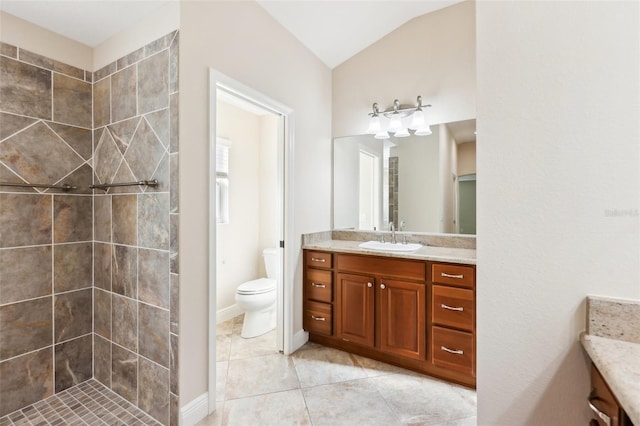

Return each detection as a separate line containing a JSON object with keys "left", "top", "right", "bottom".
{"left": 235, "top": 248, "right": 278, "bottom": 338}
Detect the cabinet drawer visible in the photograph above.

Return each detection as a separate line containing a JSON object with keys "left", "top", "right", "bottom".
{"left": 432, "top": 263, "right": 474, "bottom": 288}
{"left": 306, "top": 269, "right": 332, "bottom": 303}
{"left": 304, "top": 301, "right": 332, "bottom": 336}
{"left": 432, "top": 326, "right": 474, "bottom": 375}
{"left": 306, "top": 251, "right": 332, "bottom": 269}
{"left": 432, "top": 285, "right": 474, "bottom": 331}
{"left": 336, "top": 254, "right": 425, "bottom": 281}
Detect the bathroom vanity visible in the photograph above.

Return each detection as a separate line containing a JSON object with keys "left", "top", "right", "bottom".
{"left": 302, "top": 239, "right": 476, "bottom": 388}
{"left": 581, "top": 296, "right": 640, "bottom": 425}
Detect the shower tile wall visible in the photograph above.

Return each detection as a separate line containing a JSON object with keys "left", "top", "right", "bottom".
{"left": 388, "top": 156, "right": 399, "bottom": 228}
{"left": 0, "top": 45, "right": 93, "bottom": 416}
{"left": 0, "top": 31, "right": 179, "bottom": 426}
{"left": 91, "top": 31, "right": 179, "bottom": 426}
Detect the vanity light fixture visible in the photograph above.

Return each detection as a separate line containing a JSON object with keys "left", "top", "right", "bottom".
{"left": 367, "top": 96, "right": 432, "bottom": 138}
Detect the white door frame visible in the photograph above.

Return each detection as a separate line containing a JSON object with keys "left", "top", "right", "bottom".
{"left": 207, "top": 68, "right": 295, "bottom": 414}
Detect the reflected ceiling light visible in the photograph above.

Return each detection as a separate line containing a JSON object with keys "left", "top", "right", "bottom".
{"left": 374, "top": 130, "right": 390, "bottom": 139}
{"left": 367, "top": 96, "right": 431, "bottom": 137}
{"left": 415, "top": 126, "right": 432, "bottom": 136}
{"left": 387, "top": 113, "right": 404, "bottom": 134}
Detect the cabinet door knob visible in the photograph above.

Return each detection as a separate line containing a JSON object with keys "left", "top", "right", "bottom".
{"left": 380, "top": 284, "right": 386, "bottom": 289}
{"left": 367, "top": 282, "right": 373, "bottom": 288}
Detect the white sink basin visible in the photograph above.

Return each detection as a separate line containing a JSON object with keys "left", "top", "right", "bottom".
{"left": 358, "top": 241, "right": 423, "bottom": 252}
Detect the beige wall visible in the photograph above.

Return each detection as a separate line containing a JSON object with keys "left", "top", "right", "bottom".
{"left": 216, "top": 101, "right": 262, "bottom": 311}
{"left": 1, "top": 2, "right": 179, "bottom": 72}
{"left": 93, "top": 1, "right": 179, "bottom": 70}
{"left": 456, "top": 142, "right": 476, "bottom": 176}
{"left": 477, "top": 1, "right": 640, "bottom": 424}
{"left": 332, "top": 1, "right": 475, "bottom": 138}
{"left": 179, "top": 0, "right": 332, "bottom": 405}
{"left": 0, "top": 11, "right": 92, "bottom": 70}
{"left": 439, "top": 123, "right": 457, "bottom": 233}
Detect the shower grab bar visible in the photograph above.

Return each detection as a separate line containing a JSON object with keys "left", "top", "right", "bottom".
{"left": 0, "top": 182, "right": 76, "bottom": 191}
{"left": 90, "top": 179, "right": 158, "bottom": 191}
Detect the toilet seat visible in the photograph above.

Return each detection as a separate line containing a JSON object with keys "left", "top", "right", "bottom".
{"left": 237, "top": 278, "right": 276, "bottom": 295}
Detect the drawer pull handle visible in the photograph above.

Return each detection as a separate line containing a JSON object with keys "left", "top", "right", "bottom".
{"left": 588, "top": 399, "right": 611, "bottom": 426}
{"left": 311, "top": 283, "right": 326, "bottom": 288}
{"left": 441, "top": 304, "right": 464, "bottom": 312}
{"left": 441, "top": 272, "right": 464, "bottom": 279}
{"left": 311, "top": 257, "right": 326, "bottom": 263}
{"left": 440, "top": 346, "right": 464, "bottom": 355}
{"left": 311, "top": 315, "right": 326, "bottom": 321}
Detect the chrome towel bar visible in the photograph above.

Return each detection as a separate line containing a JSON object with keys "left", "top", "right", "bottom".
{"left": 90, "top": 179, "right": 158, "bottom": 191}
{"left": 0, "top": 182, "right": 76, "bottom": 191}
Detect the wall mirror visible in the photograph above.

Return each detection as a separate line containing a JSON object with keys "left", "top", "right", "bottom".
{"left": 333, "top": 119, "right": 476, "bottom": 235}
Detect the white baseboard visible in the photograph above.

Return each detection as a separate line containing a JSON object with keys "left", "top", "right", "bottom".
{"left": 180, "top": 393, "right": 209, "bottom": 426}
{"left": 217, "top": 304, "right": 243, "bottom": 324}
{"left": 291, "top": 329, "right": 309, "bottom": 353}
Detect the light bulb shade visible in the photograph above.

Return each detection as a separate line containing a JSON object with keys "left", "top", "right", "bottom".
{"left": 387, "top": 114, "right": 403, "bottom": 133}
{"left": 366, "top": 116, "right": 381, "bottom": 134}
{"left": 394, "top": 128, "right": 410, "bottom": 138}
{"left": 409, "top": 110, "right": 425, "bottom": 130}
{"left": 415, "top": 125, "right": 432, "bottom": 136}
{"left": 374, "top": 131, "right": 390, "bottom": 140}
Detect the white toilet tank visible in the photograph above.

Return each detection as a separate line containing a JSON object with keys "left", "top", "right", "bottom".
{"left": 263, "top": 248, "right": 279, "bottom": 279}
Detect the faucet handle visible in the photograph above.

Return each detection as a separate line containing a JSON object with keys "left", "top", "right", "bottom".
{"left": 399, "top": 220, "right": 405, "bottom": 232}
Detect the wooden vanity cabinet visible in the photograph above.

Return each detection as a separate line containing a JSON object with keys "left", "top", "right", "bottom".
{"left": 589, "top": 364, "right": 633, "bottom": 426}
{"left": 303, "top": 251, "right": 334, "bottom": 336}
{"left": 303, "top": 249, "right": 476, "bottom": 388}
{"left": 429, "top": 262, "right": 476, "bottom": 380}
{"left": 335, "top": 272, "right": 426, "bottom": 361}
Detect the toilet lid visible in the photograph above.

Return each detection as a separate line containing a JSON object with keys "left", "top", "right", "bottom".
{"left": 237, "top": 278, "right": 276, "bottom": 295}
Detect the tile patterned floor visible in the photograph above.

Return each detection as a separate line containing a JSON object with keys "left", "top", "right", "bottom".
{"left": 0, "top": 379, "right": 161, "bottom": 426}
{"left": 199, "top": 315, "right": 477, "bottom": 426}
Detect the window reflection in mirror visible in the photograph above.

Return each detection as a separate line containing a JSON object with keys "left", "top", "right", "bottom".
{"left": 333, "top": 119, "right": 476, "bottom": 235}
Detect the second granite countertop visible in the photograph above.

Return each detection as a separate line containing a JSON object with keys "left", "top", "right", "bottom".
{"left": 303, "top": 239, "right": 476, "bottom": 265}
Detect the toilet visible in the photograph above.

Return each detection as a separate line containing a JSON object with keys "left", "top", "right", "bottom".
{"left": 235, "top": 248, "right": 278, "bottom": 338}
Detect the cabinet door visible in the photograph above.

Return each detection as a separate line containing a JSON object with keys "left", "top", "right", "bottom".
{"left": 336, "top": 273, "right": 375, "bottom": 347}
{"left": 378, "top": 279, "right": 426, "bottom": 360}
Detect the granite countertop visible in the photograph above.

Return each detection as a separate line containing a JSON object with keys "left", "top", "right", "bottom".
{"left": 303, "top": 239, "right": 476, "bottom": 265}
{"left": 581, "top": 295, "right": 640, "bottom": 425}
{"left": 580, "top": 333, "right": 640, "bottom": 425}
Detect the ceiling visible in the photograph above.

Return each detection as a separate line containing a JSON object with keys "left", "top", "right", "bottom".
{"left": 0, "top": 1, "right": 176, "bottom": 48}
{"left": 0, "top": 0, "right": 463, "bottom": 69}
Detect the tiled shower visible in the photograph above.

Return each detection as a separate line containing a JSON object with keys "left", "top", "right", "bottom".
{"left": 0, "top": 31, "right": 180, "bottom": 425}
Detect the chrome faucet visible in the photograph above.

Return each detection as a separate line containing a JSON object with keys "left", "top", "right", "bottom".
{"left": 389, "top": 221, "right": 396, "bottom": 244}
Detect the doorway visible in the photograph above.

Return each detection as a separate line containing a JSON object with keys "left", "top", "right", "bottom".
{"left": 458, "top": 174, "right": 476, "bottom": 235}
{"left": 208, "top": 69, "right": 294, "bottom": 413}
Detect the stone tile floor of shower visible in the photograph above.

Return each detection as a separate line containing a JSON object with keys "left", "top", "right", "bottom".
{"left": 199, "top": 315, "right": 476, "bottom": 426}
{"left": 0, "top": 379, "right": 161, "bottom": 426}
